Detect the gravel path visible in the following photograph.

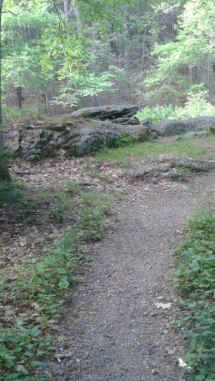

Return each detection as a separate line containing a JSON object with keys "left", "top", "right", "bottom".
{"left": 46, "top": 171, "right": 215, "bottom": 381}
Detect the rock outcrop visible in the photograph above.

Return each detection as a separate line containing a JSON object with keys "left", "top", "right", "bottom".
{"left": 22, "top": 120, "right": 149, "bottom": 161}
{"left": 148, "top": 116, "right": 215, "bottom": 136}
{"left": 3, "top": 104, "right": 151, "bottom": 161}
{"left": 3, "top": 130, "right": 20, "bottom": 153}
{"left": 5, "top": 105, "right": 215, "bottom": 161}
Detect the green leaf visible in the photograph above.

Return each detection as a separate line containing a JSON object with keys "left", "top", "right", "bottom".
{"left": 24, "top": 351, "right": 34, "bottom": 358}
{"left": 30, "top": 360, "right": 46, "bottom": 368}
{"left": 30, "top": 326, "right": 40, "bottom": 337}
{"left": 0, "top": 345, "right": 7, "bottom": 357}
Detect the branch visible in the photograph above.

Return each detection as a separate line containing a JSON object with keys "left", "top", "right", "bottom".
{"left": 2, "top": 10, "right": 20, "bottom": 16}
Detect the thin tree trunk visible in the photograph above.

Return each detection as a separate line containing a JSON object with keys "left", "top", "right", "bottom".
{"left": 0, "top": 0, "right": 12, "bottom": 182}
{"left": 63, "top": 0, "right": 69, "bottom": 21}
{"left": 124, "top": 10, "right": 131, "bottom": 99}
{"left": 17, "top": 87, "right": 22, "bottom": 109}
{"left": 74, "top": 3, "right": 88, "bottom": 107}
{"left": 90, "top": 28, "right": 99, "bottom": 107}
{"left": 189, "top": 67, "right": 192, "bottom": 83}
{"left": 73, "top": 2, "right": 81, "bottom": 35}
{"left": 42, "top": 92, "right": 50, "bottom": 116}
{"left": 92, "top": 94, "right": 99, "bottom": 107}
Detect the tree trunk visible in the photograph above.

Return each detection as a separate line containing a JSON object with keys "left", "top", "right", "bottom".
{"left": 17, "top": 86, "right": 22, "bottom": 109}
{"left": 92, "top": 94, "right": 99, "bottom": 107}
{"left": 63, "top": 0, "right": 69, "bottom": 21}
{"left": 73, "top": 2, "right": 82, "bottom": 35}
{"left": 124, "top": 10, "right": 131, "bottom": 99}
{"left": 42, "top": 92, "right": 50, "bottom": 116}
{"left": 0, "top": 0, "right": 12, "bottom": 182}
{"left": 90, "top": 28, "right": 99, "bottom": 107}
{"left": 73, "top": 2, "right": 88, "bottom": 107}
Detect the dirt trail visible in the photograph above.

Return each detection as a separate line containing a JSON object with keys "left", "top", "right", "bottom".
{"left": 42, "top": 170, "right": 215, "bottom": 381}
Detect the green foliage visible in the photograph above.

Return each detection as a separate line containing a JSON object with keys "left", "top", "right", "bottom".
{"left": 0, "top": 185, "right": 111, "bottom": 379}
{"left": 2, "top": 104, "right": 47, "bottom": 120}
{"left": 145, "top": 0, "right": 215, "bottom": 104}
{"left": 137, "top": 106, "right": 174, "bottom": 123}
{"left": 172, "top": 207, "right": 215, "bottom": 380}
{"left": 2, "top": 2, "right": 57, "bottom": 106}
{"left": 51, "top": 71, "right": 115, "bottom": 107}
{"left": 138, "top": 91, "right": 215, "bottom": 122}
{"left": 0, "top": 326, "right": 48, "bottom": 379}
{"left": 112, "top": 134, "right": 139, "bottom": 148}
{"left": 0, "top": 181, "right": 23, "bottom": 204}
{"left": 0, "top": 149, "right": 22, "bottom": 203}
{"left": 2, "top": 0, "right": 153, "bottom": 110}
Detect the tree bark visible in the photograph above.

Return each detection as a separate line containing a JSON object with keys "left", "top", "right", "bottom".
{"left": 42, "top": 92, "right": 50, "bottom": 116}
{"left": 0, "top": 0, "right": 12, "bottom": 182}
{"left": 17, "top": 86, "right": 22, "bottom": 109}
{"left": 90, "top": 28, "right": 99, "bottom": 107}
{"left": 63, "top": 0, "right": 69, "bottom": 21}
{"left": 73, "top": 2, "right": 88, "bottom": 107}
{"left": 124, "top": 9, "right": 131, "bottom": 99}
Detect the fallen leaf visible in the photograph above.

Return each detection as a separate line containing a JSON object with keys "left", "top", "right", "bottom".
{"left": 47, "top": 319, "right": 57, "bottom": 324}
{"left": 177, "top": 358, "right": 192, "bottom": 371}
{"left": 16, "top": 319, "right": 24, "bottom": 326}
{"left": 166, "top": 347, "right": 176, "bottom": 355}
{"left": 31, "top": 302, "right": 40, "bottom": 310}
{"left": 15, "top": 365, "right": 29, "bottom": 374}
{"left": 155, "top": 302, "right": 172, "bottom": 310}
{"left": 1, "top": 232, "right": 10, "bottom": 238}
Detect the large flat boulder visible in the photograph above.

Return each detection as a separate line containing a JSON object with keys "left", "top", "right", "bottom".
{"left": 183, "top": 116, "right": 215, "bottom": 132}
{"left": 148, "top": 119, "right": 185, "bottom": 136}
{"left": 68, "top": 104, "right": 139, "bottom": 120}
{"left": 148, "top": 116, "right": 215, "bottom": 136}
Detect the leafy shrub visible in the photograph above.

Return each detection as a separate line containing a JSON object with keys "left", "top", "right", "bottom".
{"left": 0, "top": 187, "right": 111, "bottom": 379}
{"left": 137, "top": 105, "right": 175, "bottom": 123}
{"left": 137, "top": 90, "right": 215, "bottom": 123}
{"left": 112, "top": 134, "right": 139, "bottom": 148}
{"left": 172, "top": 208, "right": 215, "bottom": 380}
{"left": 0, "top": 149, "right": 23, "bottom": 204}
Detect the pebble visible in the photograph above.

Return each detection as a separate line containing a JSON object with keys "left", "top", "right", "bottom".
{"left": 151, "top": 369, "right": 158, "bottom": 375}
{"left": 67, "top": 360, "right": 74, "bottom": 366}
{"left": 150, "top": 312, "right": 158, "bottom": 317}
{"left": 58, "top": 369, "right": 65, "bottom": 376}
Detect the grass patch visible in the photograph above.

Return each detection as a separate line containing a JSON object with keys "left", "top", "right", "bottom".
{"left": 96, "top": 139, "right": 209, "bottom": 162}
{"left": 0, "top": 185, "right": 113, "bottom": 380}
{"left": 172, "top": 204, "right": 215, "bottom": 380}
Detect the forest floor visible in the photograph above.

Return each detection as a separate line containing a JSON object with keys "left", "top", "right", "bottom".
{"left": 1, "top": 135, "right": 215, "bottom": 381}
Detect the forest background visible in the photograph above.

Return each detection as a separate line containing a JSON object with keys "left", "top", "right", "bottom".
{"left": 2, "top": 0, "right": 215, "bottom": 122}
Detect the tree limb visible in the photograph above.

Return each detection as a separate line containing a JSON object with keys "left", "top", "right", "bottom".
{"left": 2, "top": 10, "right": 20, "bottom": 16}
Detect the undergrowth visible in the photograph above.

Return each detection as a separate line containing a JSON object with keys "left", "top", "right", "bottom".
{"left": 0, "top": 186, "right": 112, "bottom": 380}
{"left": 137, "top": 91, "right": 215, "bottom": 123}
{"left": 172, "top": 204, "right": 215, "bottom": 380}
